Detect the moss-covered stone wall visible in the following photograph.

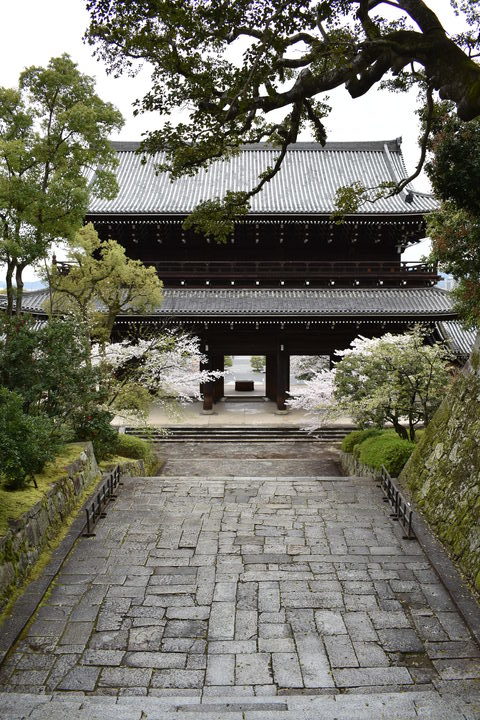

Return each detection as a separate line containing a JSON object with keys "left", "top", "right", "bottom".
{"left": 0, "top": 443, "right": 100, "bottom": 609}
{"left": 400, "top": 372, "right": 480, "bottom": 593}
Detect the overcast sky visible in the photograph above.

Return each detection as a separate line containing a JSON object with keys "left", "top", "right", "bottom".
{"left": 1, "top": 0, "right": 466, "bottom": 278}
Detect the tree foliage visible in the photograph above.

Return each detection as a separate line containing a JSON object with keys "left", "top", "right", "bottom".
{"left": 291, "top": 354, "right": 329, "bottom": 380}
{"left": 0, "top": 54, "right": 123, "bottom": 314}
{"left": 0, "top": 315, "right": 118, "bottom": 463}
{"left": 289, "top": 326, "right": 453, "bottom": 439}
{"left": 49, "top": 223, "right": 163, "bottom": 341}
{"left": 0, "top": 387, "right": 62, "bottom": 490}
{"left": 0, "top": 315, "right": 97, "bottom": 422}
{"left": 426, "top": 107, "right": 480, "bottom": 328}
{"left": 250, "top": 355, "right": 266, "bottom": 372}
{"left": 92, "top": 331, "right": 224, "bottom": 422}
{"left": 86, "top": 0, "right": 480, "bottom": 236}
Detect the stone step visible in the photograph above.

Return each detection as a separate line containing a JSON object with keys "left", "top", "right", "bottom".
{"left": 0, "top": 691, "right": 477, "bottom": 720}
{"left": 125, "top": 426, "right": 353, "bottom": 443}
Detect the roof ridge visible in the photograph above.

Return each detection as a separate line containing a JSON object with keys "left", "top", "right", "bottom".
{"left": 110, "top": 139, "right": 403, "bottom": 153}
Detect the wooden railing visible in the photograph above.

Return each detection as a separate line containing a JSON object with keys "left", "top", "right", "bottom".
{"left": 54, "top": 259, "right": 438, "bottom": 282}
{"left": 141, "top": 260, "right": 438, "bottom": 279}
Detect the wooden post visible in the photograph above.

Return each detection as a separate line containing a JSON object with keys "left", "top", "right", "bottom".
{"left": 200, "top": 349, "right": 214, "bottom": 413}
{"left": 212, "top": 353, "right": 225, "bottom": 403}
{"left": 276, "top": 347, "right": 289, "bottom": 412}
{"left": 265, "top": 354, "right": 277, "bottom": 401}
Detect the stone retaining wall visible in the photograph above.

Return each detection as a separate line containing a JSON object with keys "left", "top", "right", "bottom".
{"left": 400, "top": 372, "right": 480, "bottom": 593}
{"left": 0, "top": 442, "right": 100, "bottom": 610}
{"left": 339, "top": 450, "right": 383, "bottom": 479}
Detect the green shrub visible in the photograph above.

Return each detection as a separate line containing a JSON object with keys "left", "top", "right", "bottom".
{"left": 250, "top": 355, "right": 266, "bottom": 372}
{"left": 72, "top": 408, "right": 118, "bottom": 461}
{"left": 0, "top": 388, "right": 62, "bottom": 490}
{"left": 116, "top": 433, "right": 153, "bottom": 461}
{"left": 357, "top": 431, "right": 415, "bottom": 477}
{"left": 341, "top": 428, "right": 382, "bottom": 453}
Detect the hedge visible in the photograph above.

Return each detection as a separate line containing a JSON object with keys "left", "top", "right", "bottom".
{"left": 357, "top": 431, "right": 415, "bottom": 477}
{"left": 341, "top": 428, "right": 382, "bottom": 454}
{"left": 116, "top": 433, "right": 154, "bottom": 461}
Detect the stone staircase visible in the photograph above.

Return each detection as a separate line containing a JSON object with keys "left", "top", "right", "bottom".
{"left": 0, "top": 690, "right": 478, "bottom": 719}
{"left": 125, "top": 425, "right": 353, "bottom": 443}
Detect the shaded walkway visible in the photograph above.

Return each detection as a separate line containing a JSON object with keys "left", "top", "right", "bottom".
{"left": 0, "top": 443, "right": 479, "bottom": 717}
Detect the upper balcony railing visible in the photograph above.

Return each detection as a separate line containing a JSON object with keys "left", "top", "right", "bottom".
{"left": 53, "top": 259, "right": 439, "bottom": 286}
{"left": 143, "top": 260, "right": 435, "bottom": 276}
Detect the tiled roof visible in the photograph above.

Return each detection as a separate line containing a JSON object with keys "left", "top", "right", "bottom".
{"left": 4, "top": 287, "right": 455, "bottom": 320}
{"left": 147, "top": 287, "right": 454, "bottom": 318}
{"left": 2, "top": 290, "right": 49, "bottom": 313}
{"left": 436, "top": 320, "right": 477, "bottom": 357}
{"left": 88, "top": 140, "right": 437, "bottom": 217}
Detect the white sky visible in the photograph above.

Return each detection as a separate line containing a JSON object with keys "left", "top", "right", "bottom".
{"left": 0, "top": 0, "right": 466, "bottom": 278}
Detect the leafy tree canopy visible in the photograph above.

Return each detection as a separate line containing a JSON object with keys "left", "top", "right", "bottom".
{"left": 0, "top": 54, "right": 123, "bottom": 313}
{"left": 0, "top": 387, "right": 62, "bottom": 490}
{"left": 48, "top": 223, "right": 163, "bottom": 342}
{"left": 425, "top": 104, "right": 480, "bottom": 329}
{"left": 92, "top": 331, "right": 224, "bottom": 422}
{"left": 289, "top": 326, "right": 453, "bottom": 440}
{"left": 86, "top": 0, "right": 480, "bottom": 236}
{"left": 0, "top": 315, "right": 96, "bottom": 422}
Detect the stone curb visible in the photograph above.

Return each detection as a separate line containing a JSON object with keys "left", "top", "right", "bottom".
{"left": 339, "top": 452, "right": 480, "bottom": 649}
{"left": 411, "top": 509, "right": 480, "bottom": 648}
{"left": 0, "top": 464, "right": 138, "bottom": 665}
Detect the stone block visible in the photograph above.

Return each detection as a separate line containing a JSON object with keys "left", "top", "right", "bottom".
{"left": 208, "top": 602, "right": 236, "bottom": 639}
{"left": 271, "top": 652, "right": 303, "bottom": 688}
{"left": 124, "top": 652, "right": 187, "bottom": 668}
{"left": 150, "top": 669, "right": 204, "bottom": 688}
{"left": 333, "top": 666, "right": 413, "bottom": 687}
{"left": 294, "top": 633, "right": 334, "bottom": 688}
{"left": 206, "top": 654, "right": 235, "bottom": 685}
{"left": 324, "top": 635, "right": 359, "bottom": 668}
{"left": 235, "top": 653, "right": 272, "bottom": 685}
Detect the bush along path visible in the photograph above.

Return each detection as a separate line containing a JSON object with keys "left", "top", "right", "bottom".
{"left": 0, "top": 439, "right": 478, "bottom": 719}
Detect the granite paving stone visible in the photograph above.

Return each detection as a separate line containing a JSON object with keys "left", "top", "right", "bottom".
{"left": 235, "top": 653, "right": 272, "bottom": 685}
{"left": 271, "top": 652, "right": 303, "bottom": 688}
{"left": 1, "top": 440, "right": 479, "bottom": 708}
{"left": 205, "top": 654, "right": 235, "bottom": 685}
{"left": 324, "top": 635, "right": 359, "bottom": 667}
{"left": 352, "top": 641, "right": 390, "bottom": 667}
{"left": 55, "top": 666, "right": 100, "bottom": 691}
{"left": 150, "top": 669, "right": 204, "bottom": 688}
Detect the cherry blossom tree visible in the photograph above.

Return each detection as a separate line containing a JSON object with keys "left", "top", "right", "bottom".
{"left": 291, "top": 355, "right": 330, "bottom": 381}
{"left": 92, "top": 331, "right": 223, "bottom": 422}
{"left": 288, "top": 326, "right": 453, "bottom": 439}
{"left": 287, "top": 368, "right": 338, "bottom": 430}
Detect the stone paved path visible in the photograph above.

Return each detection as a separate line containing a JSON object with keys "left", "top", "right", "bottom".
{"left": 0, "top": 443, "right": 479, "bottom": 718}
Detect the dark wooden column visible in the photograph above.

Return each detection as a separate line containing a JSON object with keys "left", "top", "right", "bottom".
{"left": 212, "top": 353, "right": 225, "bottom": 403}
{"left": 265, "top": 354, "right": 277, "bottom": 401}
{"left": 276, "top": 346, "right": 290, "bottom": 412}
{"left": 200, "top": 350, "right": 214, "bottom": 413}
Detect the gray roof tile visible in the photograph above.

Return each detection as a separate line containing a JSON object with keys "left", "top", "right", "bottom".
{"left": 148, "top": 287, "right": 454, "bottom": 317}
{"left": 436, "top": 320, "right": 477, "bottom": 357}
{"left": 88, "top": 140, "right": 437, "bottom": 217}
{"left": 5, "top": 287, "right": 455, "bottom": 320}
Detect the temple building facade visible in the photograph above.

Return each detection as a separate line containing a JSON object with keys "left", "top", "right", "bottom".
{"left": 85, "top": 139, "right": 457, "bottom": 412}
{"left": 7, "top": 139, "right": 470, "bottom": 412}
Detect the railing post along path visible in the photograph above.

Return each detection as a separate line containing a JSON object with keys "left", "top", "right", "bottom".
{"left": 378, "top": 465, "right": 415, "bottom": 540}
{"left": 83, "top": 466, "right": 122, "bottom": 538}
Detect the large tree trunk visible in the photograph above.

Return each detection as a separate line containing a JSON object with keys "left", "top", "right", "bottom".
{"left": 5, "top": 259, "right": 15, "bottom": 317}
{"left": 14, "top": 263, "right": 26, "bottom": 316}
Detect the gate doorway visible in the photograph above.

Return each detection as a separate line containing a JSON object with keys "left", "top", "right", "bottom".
{"left": 224, "top": 355, "right": 266, "bottom": 399}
